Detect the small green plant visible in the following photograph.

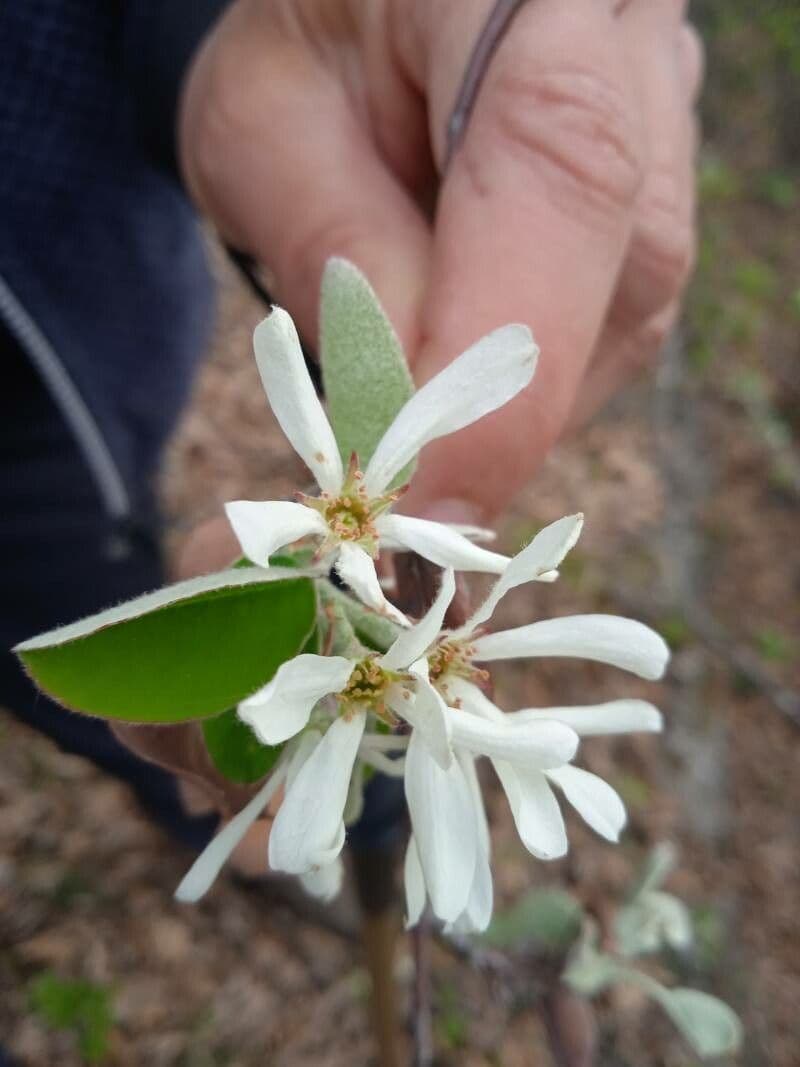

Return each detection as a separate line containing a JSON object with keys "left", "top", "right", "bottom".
{"left": 29, "top": 972, "right": 114, "bottom": 1063}
{"left": 755, "top": 626, "right": 796, "bottom": 664}
{"left": 435, "top": 981, "right": 469, "bottom": 1049}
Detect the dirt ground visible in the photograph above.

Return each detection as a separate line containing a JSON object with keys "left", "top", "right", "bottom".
{"left": 2, "top": 8, "right": 798, "bottom": 1066}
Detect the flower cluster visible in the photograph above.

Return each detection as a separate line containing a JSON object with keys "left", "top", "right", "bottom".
{"left": 176, "top": 303, "right": 669, "bottom": 932}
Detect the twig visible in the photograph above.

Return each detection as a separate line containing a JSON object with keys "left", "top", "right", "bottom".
{"left": 444, "top": 0, "right": 530, "bottom": 171}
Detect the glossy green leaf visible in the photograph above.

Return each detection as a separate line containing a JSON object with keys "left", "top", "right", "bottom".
{"left": 15, "top": 568, "right": 317, "bottom": 723}
{"left": 202, "top": 709, "right": 283, "bottom": 784}
{"left": 202, "top": 625, "right": 321, "bottom": 783}
{"left": 320, "top": 258, "right": 415, "bottom": 479}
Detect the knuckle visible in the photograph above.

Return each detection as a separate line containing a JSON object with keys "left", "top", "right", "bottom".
{"left": 281, "top": 212, "right": 371, "bottom": 287}
{"left": 631, "top": 172, "right": 695, "bottom": 296}
{"left": 469, "top": 65, "right": 644, "bottom": 219}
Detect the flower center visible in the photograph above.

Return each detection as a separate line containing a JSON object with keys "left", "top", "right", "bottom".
{"left": 337, "top": 655, "right": 398, "bottom": 724}
{"left": 323, "top": 489, "right": 375, "bottom": 544}
{"left": 428, "top": 638, "right": 489, "bottom": 702}
{"left": 300, "top": 453, "right": 403, "bottom": 557}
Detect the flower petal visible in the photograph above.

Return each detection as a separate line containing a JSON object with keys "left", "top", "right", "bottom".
{"left": 175, "top": 765, "right": 286, "bottom": 902}
{"left": 254, "top": 309, "right": 343, "bottom": 493}
{"left": 471, "top": 614, "right": 670, "bottom": 680}
{"left": 403, "top": 834, "right": 427, "bottom": 928}
{"left": 455, "top": 514, "right": 583, "bottom": 636}
{"left": 380, "top": 568, "right": 456, "bottom": 671}
{"left": 493, "top": 761, "right": 568, "bottom": 860}
{"left": 392, "top": 672, "right": 453, "bottom": 770}
{"left": 300, "top": 857, "right": 344, "bottom": 902}
{"left": 449, "top": 706, "right": 578, "bottom": 768}
{"left": 507, "top": 699, "right": 663, "bottom": 737}
{"left": 546, "top": 765, "right": 627, "bottom": 842}
{"left": 334, "top": 542, "right": 409, "bottom": 626}
{"left": 363, "top": 323, "right": 538, "bottom": 495}
{"left": 225, "top": 499, "right": 327, "bottom": 567}
{"left": 238, "top": 654, "right": 354, "bottom": 745}
{"left": 269, "top": 712, "right": 365, "bottom": 874}
{"left": 377, "top": 514, "right": 508, "bottom": 574}
{"left": 454, "top": 754, "right": 493, "bottom": 934}
{"left": 404, "top": 729, "right": 477, "bottom": 923}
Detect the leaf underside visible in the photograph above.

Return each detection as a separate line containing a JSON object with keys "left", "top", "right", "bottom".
{"left": 320, "top": 258, "right": 415, "bottom": 482}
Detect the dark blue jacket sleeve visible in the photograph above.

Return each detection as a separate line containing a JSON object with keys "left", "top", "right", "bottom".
{"left": 124, "top": 0, "right": 233, "bottom": 181}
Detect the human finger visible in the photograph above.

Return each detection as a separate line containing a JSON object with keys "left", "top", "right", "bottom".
{"left": 399, "top": 0, "right": 645, "bottom": 519}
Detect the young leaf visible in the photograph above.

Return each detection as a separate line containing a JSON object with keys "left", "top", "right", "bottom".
{"left": 482, "top": 888, "right": 584, "bottom": 953}
{"left": 320, "top": 580, "right": 401, "bottom": 652}
{"left": 615, "top": 890, "right": 693, "bottom": 958}
{"left": 651, "top": 987, "right": 743, "bottom": 1058}
{"left": 320, "top": 258, "right": 415, "bottom": 478}
{"left": 15, "top": 568, "right": 316, "bottom": 723}
{"left": 563, "top": 942, "right": 623, "bottom": 997}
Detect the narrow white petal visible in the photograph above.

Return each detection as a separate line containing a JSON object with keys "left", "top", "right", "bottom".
{"left": 343, "top": 761, "right": 365, "bottom": 826}
{"left": 254, "top": 309, "right": 343, "bottom": 493}
{"left": 494, "top": 761, "right": 568, "bottom": 860}
{"left": 380, "top": 568, "right": 455, "bottom": 671}
{"left": 471, "top": 614, "right": 670, "bottom": 680}
{"left": 461, "top": 752, "right": 491, "bottom": 855}
{"left": 300, "top": 858, "right": 344, "bottom": 902}
{"left": 546, "top": 765, "right": 627, "bottom": 842}
{"left": 225, "top": 499, "right": 327, "bottom": 567}
{"left": 363, "top": 323, "right": 538, "bottom": 495}
{"left": 359, "top": 732, "right": 410, "bottom": 753}
{"left": 392, "top": 674, "right": 453, "bottom": 770}
{"left": 334, "top": 542, "right": 409, "bottom": 627}
{"left": 377, "top": 514, "right": 508, "bottom": 574}
{"left": 269, "top": 712, "right": 365, "bottom": 874}
{"left": 450, "top": 709, "right": 578, "bottom": 768}
{"left": 175, "top": 765, "right": 286, "bottom": 902}
{"left": 455, "top": 514, "right": 583, "bottom": 636}
{"left": 447, "top": 524, "right": 497, "bottom": 543}
{"left": 238, "top": 654, "right": 354, "bottom": 745}
{"left": 359, "top": 748, "right": 407, "bottom": 778}
{"left": 507, "top": 700, "right": 663, "bottom": 737}
{"left": 404, "top": 730, "right": 477, "bottom": 923}
{"left": 442, "top": 677, "right": 504, "bottom": 723}
{"left": 403, "top": 835, "right": 427, "bottom": 928}
{"left": 456, "top": 754, "right": 493, "bottom": 933}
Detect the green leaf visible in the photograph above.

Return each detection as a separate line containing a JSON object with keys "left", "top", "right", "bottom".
{"left": 320, "top": 258, "right": 415, "bottom": 479}
{"left": 320, "top": 580, "right": 400, "bottom": 652}
{"left": 605, "top": 966, "right": 743, "bottom": 1059}
{"left": 201, "top": 709, "right": 283, "bottom": 784}
{"left": 651, "top": 987, "right": 743, "bottom": 1058}
{"left": 563, "top": 942, "right": 622, "bottom": 997}
{"left": 483, "top": 888, "right": 584, "bottom": 953}
{"left": 615, "top": 891, "right": 693, "bottom": 958}
{"left": 29, "top": 973, "right": 114, "bottom": 1064}
{"left": 202, "top": 625, "right": 321, "bottom": 783}
{"left": 15, "top": 568, "right": 316, "bottom": 723}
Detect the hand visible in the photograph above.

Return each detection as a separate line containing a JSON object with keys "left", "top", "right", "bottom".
{"left": 179, "top": 0, "right": 702, "bottom": 522}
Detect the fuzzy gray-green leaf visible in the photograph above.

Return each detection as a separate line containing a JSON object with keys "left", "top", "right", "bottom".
{"left": 320, "top": 258, "right": 414, "bottom": 481}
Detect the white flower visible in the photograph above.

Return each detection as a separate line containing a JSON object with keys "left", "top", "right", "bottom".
{"left": 225, "top": 308, "right": 538, "bottom": 622}
{"left": 385, "top": 514, "right": 669, "bottom": 928}
{"left": 174, "top": 543, "right": 575, "bottom": 904}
